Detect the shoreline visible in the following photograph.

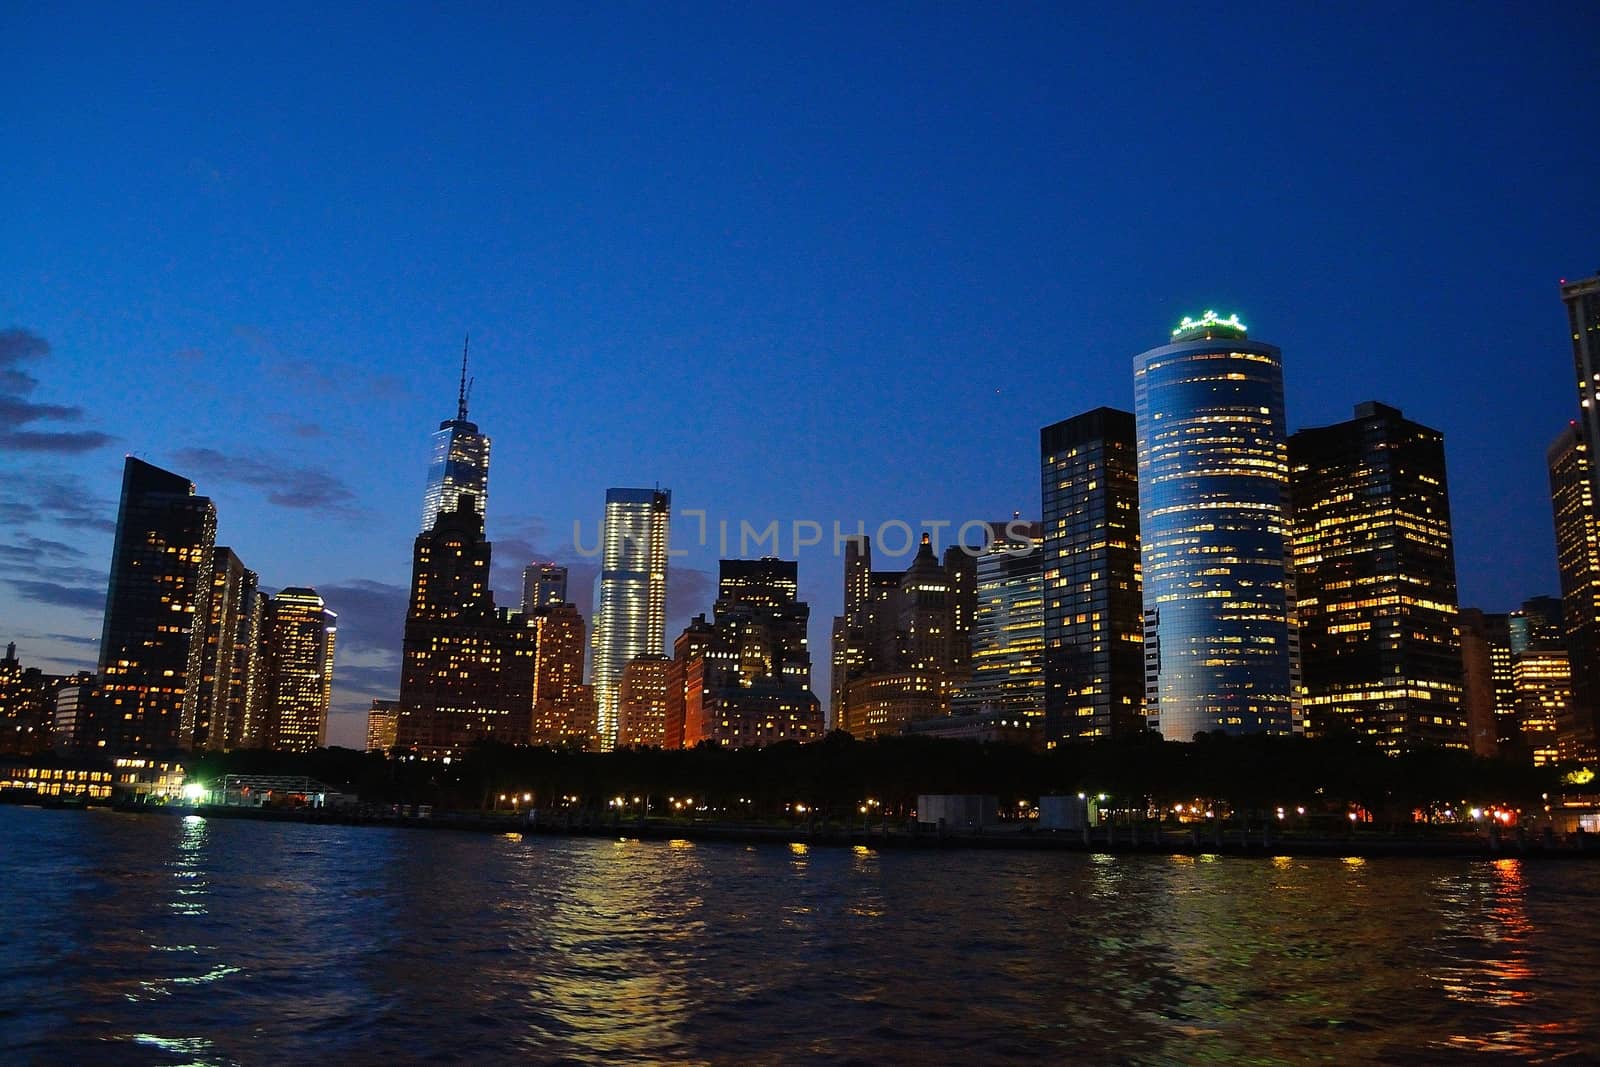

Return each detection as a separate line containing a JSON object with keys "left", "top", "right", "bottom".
{"left": 8, "top": 798, "right": 1596, "bottom": 860}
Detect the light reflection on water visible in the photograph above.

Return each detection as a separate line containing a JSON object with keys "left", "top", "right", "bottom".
{"left": 1, "top": 807, "right": 1597, "bottom": 1064}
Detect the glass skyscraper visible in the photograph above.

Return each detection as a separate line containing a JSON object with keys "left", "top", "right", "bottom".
{"left": 590, "top": 488, "right": 671, "bottom": 750}
{"left": 1039, "top": 409, "right": 1144, "bottom": 743}
{"left": 1133, "top": 312, "right": 1300, "bottom": 741}
{"left": 420, "top": 340, "right": 491, "bottom": 533}
{"left": 952, "top": 522, "right": 1046, "bottom": 727}
{"left": 1290, "top": 402, "right": 1465, "bottom": 751}
{"left": 259, "top": 588, "right": 337, "bottom": 753}
{"left": 94, "top": 457, "right": 217, "bottom": 752}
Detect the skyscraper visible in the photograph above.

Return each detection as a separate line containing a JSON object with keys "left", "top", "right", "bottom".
{"left": 1459, "top": 608, "right": 1515, "bottom": 756}
{"left": 1039, "top": 408, "right": 1144, "bottom": 743}
{"left": 258, "top": 588, "right": 337, "bottom": 753}
{"left": 1290, "top": 402, "right": 1466, "bottom": 751}
{"left": 951, "top": 521, "right": 1046, "bottom": 729}
{"left": 521, "top": 562, "right": 568, "bottom": 614}
{"left": 93, "top": 457, "right": 217, "bottom": 752}
{"left": 1134, "top": 311, "right": 1300, "bottom": 741}
{"left": 530, "top": 602, "right": 589, "bottom": 748}
{"left": 420, "top": 338, "right": 491, "bottom": 534}
{"left": 397, "top": 495, "right": 539, "bottom": 758}
{"left": 367, "top": 699, "right": 399, "bottom": 753}
{"left": 1547, "top": 422, "right": 1600, "bottom": 762}
{"left": 1562, "top": 271, "right": 1600, "bottom": 492}
{"left": 590, "top": 488, "right": 671, "bottom": 750}
{"left": 185, "top": 547, "right": 263, "bottom": 751}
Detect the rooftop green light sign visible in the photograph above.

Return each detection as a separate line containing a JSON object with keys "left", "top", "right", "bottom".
{"left": 1172, "top": 310, "right": 1247, "bottom": 337}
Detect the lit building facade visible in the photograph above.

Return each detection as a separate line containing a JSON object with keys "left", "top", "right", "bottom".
{"left": 530, "top": 602, "right": 589, "bottom": 748}
{"left": 367, "top": 699, "right": 399, "bottom": 753}
{"left": 952, "top": 521, "right": 1046, "bottom": 729}
{"left": 258, "top": 588, "right": 337, "bottom": 753}
{"left": 830, "top": 534, "right": 976, "bottom": 737}
{"left": 185, "top": 547, "right": 263, "bottom": 751}
{"left": 1514, "top": 648, "right": 1569, "bottom": 767}
{"left": 1547, "top": 422, "right": 1600, "bottom": 762}
{"left": 521, "top": 562, "right": 568, "bottom": 614}
{"left": 590, "top": 487, "right": 671, "bottom": 750}
{"left": 94, "top": 457, "right": 217, "bottom": 753}
{"left": 616, "top": 655, "right": 671, "bottom": 747}
{"left": 1134, "top": 312, "right": 1300, "bottom": 741}
{"left": 1039, "top": 407, "right": 1144, "bottom": 743}
{"left": 1289, "top": 402, "right": 1466, "bottom": 752}
{"left": 420, "top": 340, "right": 491, "bottom": 534}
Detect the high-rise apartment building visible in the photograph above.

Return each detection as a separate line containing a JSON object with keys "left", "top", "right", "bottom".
{"left": 93, "top": 457, "right": 217, "bottom": 752}
{"left": 1134, "top": 311, "right": 1300, "bottom": 741}
{"left": 257, "top": 588, "right": 337, "bottom": 753}
{"left": 521, "top": 563, "right": 569, "bottom": 614}
{"left": 530, "top": 602, "right": 590, "bottom": 748}
{"left": 1547, "top": 422, "right": 1600, "bottom": 762}
{"left": 1039, "top": 408, "right": 1144, "bottom": 743}
{"left": 590, "top": 488, "right": 671, "bottom": 750}
{"left": 185, "top": 547, "right": 263, "bottom": 751}
{"left": 1289, "top": 402, "right": 1466, "bottom": 751}
{"left": 951, "top": 521, "right": 1046, "bottom": 730}
{"left": 420, "top": 340, "right": 491, "bottom": 534}
{"left": 397, "top": 495, "right": 538, "bottom": 758}
{"left": 616, "top": 655, "right": 672, "bottom": 747}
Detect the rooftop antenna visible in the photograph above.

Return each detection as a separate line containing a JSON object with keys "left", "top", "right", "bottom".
{"left": 457, "top": 333, "right": 471, "bottom": 421}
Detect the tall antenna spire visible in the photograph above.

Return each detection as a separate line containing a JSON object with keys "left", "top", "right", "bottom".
{"left": 457, "top": 332, "right": 470, "bottom": 421}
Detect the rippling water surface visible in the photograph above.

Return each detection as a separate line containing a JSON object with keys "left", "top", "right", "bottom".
{"left": 2, "top": 807, "right": 1597, "bottom": 1064}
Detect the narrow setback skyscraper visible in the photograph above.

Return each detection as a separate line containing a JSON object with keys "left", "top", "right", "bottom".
{"left": 1134, "top": 311, "right": 1300, "bottom": 740}
{"left": 590, "top": 488, "right": 671, "bottom": 750}
{"left": 420, "top": 339, "right": 491, "bottom": 534}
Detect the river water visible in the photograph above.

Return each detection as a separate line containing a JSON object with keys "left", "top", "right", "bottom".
{"left": 1, "top": 806, "right": 1595, "bottom": 1064}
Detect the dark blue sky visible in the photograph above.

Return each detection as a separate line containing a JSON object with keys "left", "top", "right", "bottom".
{"left": 4, "top": 3, "right": 1597, "bottom": 747}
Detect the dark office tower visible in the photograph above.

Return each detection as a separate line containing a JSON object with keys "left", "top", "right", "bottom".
{"left": 1288, "top": 402, "right": 1466, "bottom": 752}
{"left": 94, "top": 457, "right": 217, "bottom": 753}
{"left": 185, "top": 547, "right": 261, "bottom": 751}
{"left": 952, "top": 521, "right": 1045, "bottom": 727}
{"left": 1548, "top": 423, "right": 1600, "bottom": 762}
{"left": 397, "top": 495, "right": 538, "bottom": 758}
{"left": 258, "top": 588, "right": 337, "bottom": 753}
{"left": 591, "top": 488, "right": 671, "bottom": 750}
{"left": 1039, "top": 408, "right": 1144, "bottom": 743}
{"left": 420, "top": 338, "right": 491, "bottom": 534}
{"left": 1459, "top": 609, "right": 1515, "bottom": 756}
{"left": 521, "top": 563, "right": 568, "bottom": 614}
{"left": 716, "top": 558, "right": 811, "bottom": 687}
{"left": 1510, "top": 597, "right": 1563, "bottom": 653}
{"left": 1563, "top": 272, "right": 1600, "bottom": 491}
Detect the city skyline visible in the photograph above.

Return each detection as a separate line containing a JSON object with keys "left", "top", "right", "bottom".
{"left": 3, "top": 6, "right": 1598, "bottom": 748}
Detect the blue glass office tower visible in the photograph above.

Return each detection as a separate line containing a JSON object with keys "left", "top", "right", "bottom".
{"left": 1133, "top": 312, "right": 1301, "bottom": 740}
{"left": 420, "top": 338, "right": 491, "bottom": 533}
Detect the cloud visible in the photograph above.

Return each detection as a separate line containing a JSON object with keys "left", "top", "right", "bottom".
{"left": 0, "top": 328, "right": 116, "bottom": 454}
{"left": 172, "top": 447, "right": 360, "bottom": 513}
{"left": 44, "top": 632, "right": 101, "bottom": 647}
{"left": 0, "top": 473, "right": 118, "bottom": 533}
{"left": 665, "top": 566, "right": 717, "bottom": 624}
{"left": 316, "top": 579, "right": 409, "bottom": 656}
{"left": 0, "top": 537, "right": 85, "bottom": 565}
{"left": 6, "top": 579, "right": 105, "bottom": 612}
